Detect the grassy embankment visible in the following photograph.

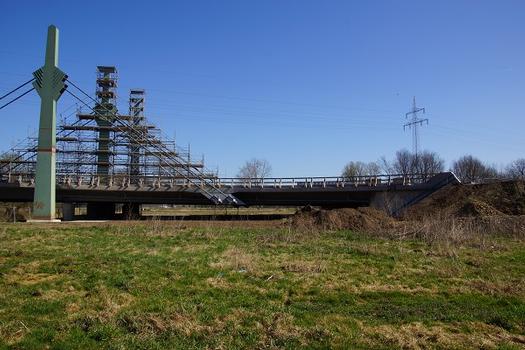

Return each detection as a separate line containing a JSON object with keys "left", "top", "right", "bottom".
{"left": 0, "top": 221, "right": 524, "bottom": 349}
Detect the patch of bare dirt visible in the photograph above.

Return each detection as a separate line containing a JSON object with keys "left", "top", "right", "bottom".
{"left": 404, "top": 180, "right": 525, "bottom": 219}
{"left": 291, "top": 207, "right": 396, "bottom": 233}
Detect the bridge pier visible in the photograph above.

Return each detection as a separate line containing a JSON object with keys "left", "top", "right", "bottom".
{"left": 122, "top": 203, "right": 141, "bottom": 220}
{"left": 62, "top": 203, "right": 74, "bottom": 221}
{"left": 87, "top": 202, "right": 116, "bottom": 220}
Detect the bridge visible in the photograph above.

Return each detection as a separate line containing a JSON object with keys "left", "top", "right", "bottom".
{"left": 0, "top": 172, "right": 459, "bottom": 219}
{"left": 0, "top": 25, "right": 460, "bottom": 220}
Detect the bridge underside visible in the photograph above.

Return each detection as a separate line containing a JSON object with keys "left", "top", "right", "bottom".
{"left": 0, "top": 186, "right": 375, "bottom": 207}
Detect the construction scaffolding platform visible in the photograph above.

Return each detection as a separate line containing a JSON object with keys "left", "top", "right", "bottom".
{"left": 0, "top": 66, "right": 216, "bottom": 183}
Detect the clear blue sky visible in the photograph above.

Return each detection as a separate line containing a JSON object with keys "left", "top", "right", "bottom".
{"left": 1, "top": 0, "right": 523, "bottom": 177}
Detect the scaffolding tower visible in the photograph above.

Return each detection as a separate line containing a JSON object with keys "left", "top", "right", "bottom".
{"left": 0, "top": 66, "right": 216, "bottom": 184}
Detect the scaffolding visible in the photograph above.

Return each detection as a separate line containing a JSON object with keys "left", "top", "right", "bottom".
{"left": 0, "top": 66, "right": 216, "bottom": 183}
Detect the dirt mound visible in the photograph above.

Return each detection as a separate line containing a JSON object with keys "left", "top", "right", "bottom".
{"left": 291, "top": 207, "right": 395, "bottom": 232}
{"left": 404, "top": 180, "right": 525, "bottom": 219}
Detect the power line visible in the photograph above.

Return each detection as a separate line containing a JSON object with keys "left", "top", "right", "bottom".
{"left": 403, "top": 96, "right": 428, "bottom": 156}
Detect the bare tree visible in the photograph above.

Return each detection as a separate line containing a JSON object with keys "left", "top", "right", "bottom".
{"left": 392, "top": 149, "right": 414, "bottom": 176}
{"left": 379, "top": 156, "right": 394, "bottom": 175}
{"left": 414, "top": 151, "right": 445, "bottom": 179}
{"left": 380, "top": 149, "right": 444, "bottom": 179}
{"left": 342, "top": 161, "right": 367, "bottom": 178}
{"left": 506, "top": 158, "right": 525, "bottom": 180}
{"left": 451, "top": 155, "right": 497, "bottom": 183}
{"left": 365, "top": 161, "right": 381, "bottom": 175}
{"left": 0, "top": 152, "right": 19, "bottom": 176}
{"left": 342, "top": 161, "right": 380, "bottom": 179}
{"left": 237, "top": 158, "right": 272, "bottom": 179}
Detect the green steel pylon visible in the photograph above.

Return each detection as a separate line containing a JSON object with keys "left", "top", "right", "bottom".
{"left": 31, "top": 25, "right": 67, "bottom": 220}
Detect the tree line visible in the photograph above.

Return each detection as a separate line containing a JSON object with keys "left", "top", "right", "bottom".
{"left": 235, "top": 152, "right": 525, "bottom": 183}
{"left": 342, "top": 150, "right": 525, "bottom": 183}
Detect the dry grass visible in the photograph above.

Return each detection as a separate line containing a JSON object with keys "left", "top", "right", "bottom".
{"left": 210, "top": 247, "right": 258, "bottom": 273}
{"left": 361, "top": 321, "right": 525, "bottom": 350}
{"left": 391, "top": 215, "right": 525, "bottom": 256}
{"left": 281, "top": 259, "right": 328, "bottom": 274}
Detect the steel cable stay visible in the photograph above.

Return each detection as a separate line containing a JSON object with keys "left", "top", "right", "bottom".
{"left": 64, "top": 88, "right": 229, "bottom": 203}
{"left": 0, "top": 99, "right": 99, "bottom": 174}
{"left": 0, "top": 88, "right": 36, "bottom": 110}
{"left": 0, "top": 78, "right": 35, "bottom": 101}
{"left": 64, "top": 81, "right": 239, "bottom": 205}
{"left": 64, "top": 79, "right": 211, "bottom": 177}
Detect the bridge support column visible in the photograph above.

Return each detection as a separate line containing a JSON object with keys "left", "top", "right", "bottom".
{"left": 30, "top": 25, "right": 67, "bottom": 222}
{"left": 122, "top": 203, "right": 141, "bottom": 220}
{"left": 87, "top": 202, "right": 116, "bottom": 220}
{"left": 62, "top": 203, "right": 74, "bottom": 221}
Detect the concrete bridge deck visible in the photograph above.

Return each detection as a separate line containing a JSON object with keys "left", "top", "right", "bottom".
{"left": 0, "top": 172, "right": 459, "bottom": 218}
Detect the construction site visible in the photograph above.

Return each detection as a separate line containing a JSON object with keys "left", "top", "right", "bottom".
{"left": 1, "top": 65, "right": 216, "bottom": 189}
{"left": 0, "top": 25, "right": 519, "bottom": 224}
{"left": 0, "top": 63, "right": 246, "bottom": 219}
{"left": 0, "top": 59, "right": 469, "bottom": 221}
{"left": 1, "top": 3, "right": 525, "bottom": 347}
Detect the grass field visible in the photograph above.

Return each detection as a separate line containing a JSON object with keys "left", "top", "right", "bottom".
{"left": 0, "top": 221, "right": 524, "bottom": 349}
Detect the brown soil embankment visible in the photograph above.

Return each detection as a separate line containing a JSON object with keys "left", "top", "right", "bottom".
{"left": 290, "top": 181, "right": 525, "bottom": 239}
{"left": 403, "top": 181, "right": 525, "bottom": 219}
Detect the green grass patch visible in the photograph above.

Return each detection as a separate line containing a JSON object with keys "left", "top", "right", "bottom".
{"left": 0, "top": 223, "right": 524, "bottom": 349}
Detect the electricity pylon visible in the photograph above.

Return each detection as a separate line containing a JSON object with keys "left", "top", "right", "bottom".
{"left": 404, "top": 96, "right": 428, "bottom": 156}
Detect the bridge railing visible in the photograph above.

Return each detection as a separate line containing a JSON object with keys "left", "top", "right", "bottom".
{"left": 0, "top": 172, "right": 438, "bottom": 189}
{"left": 215, "top": 174, "right": 435, "bottom": 189}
